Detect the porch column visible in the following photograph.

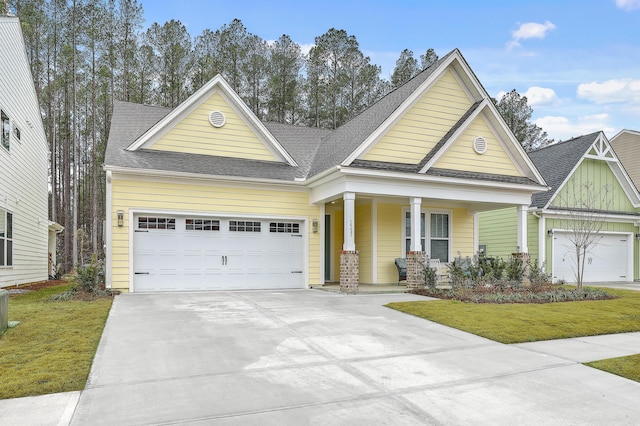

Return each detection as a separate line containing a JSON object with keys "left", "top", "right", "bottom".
{"left": 343, "top": 192, "right": 355, "bottom": 251}
{"left": 407, "top": 197, "right": 425, "bottom": 290}
{"left": 409, "top": 197, "right": 422, "bottom": 252}
{"left": 340, "top": 192, "right": 358, "bottom": 293}
{"left": 517, "top": 204, "right": 528, "bottom": 253}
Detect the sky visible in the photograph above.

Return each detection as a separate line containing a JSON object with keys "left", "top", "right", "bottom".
{"left": 142, "top": 0, "right": 640, "bottom": 142}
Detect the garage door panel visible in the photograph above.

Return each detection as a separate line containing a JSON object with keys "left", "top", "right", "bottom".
{"left": 133, "top": 216, "right": 305, "bottom": 292}
{"left": 553, "top": 232, "right": 630, "bottom": 283}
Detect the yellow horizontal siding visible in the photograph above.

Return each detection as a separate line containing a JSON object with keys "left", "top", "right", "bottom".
{"left": 110, "top": 177, "right": 321, "bottom": 292}
{"left": 151, "top": 91, "right": 278, "bottom": 162}
{"left": 355, "top": 203, "right": 372, "bottom": 283}
{"left": 376, "top": 203, "right": 403, "bottom": 284}
{"left": 362, "top": 69, "right": 473, "bottom": 164}
{"left": 451, "top": 208, "right": 474, "bottom": 258}
{"left": 331, "top": 209, "right": 344, "bottom": 281}
{"left": 434, "top": 115, "right": 521, "bottom": 176}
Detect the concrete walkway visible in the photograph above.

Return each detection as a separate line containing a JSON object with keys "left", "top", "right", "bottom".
{"left": 1, "top": 289, "right": 640, "bottom": 425}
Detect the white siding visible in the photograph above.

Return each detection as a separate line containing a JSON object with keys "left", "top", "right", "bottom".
{"left": 0, "top": 17, "right": 50, "bottom": 287}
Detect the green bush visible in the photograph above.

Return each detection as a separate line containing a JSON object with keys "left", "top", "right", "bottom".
{"left": 418, "top": 258, "right": 438, "bottom": 289}
{"left": 75, "top": 256, "right": 104, "bottom": 293}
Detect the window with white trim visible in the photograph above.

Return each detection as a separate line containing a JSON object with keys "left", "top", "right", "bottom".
{"left": 186, "top": 218, "right": 219, "bottom": 231}
{"left": 1, "top": 110, "right": 10, "bottom": 151}
{"left": 229, "top": 220, "right": 261, "bottom": 232}
{"left": 138, "top": 217, "right": 176, "bottom": 230}
{"left": 403, "top": 210, "right": 451, "bottom": 262}
{"left": 0, "top": 209, "right": 13, "bottom": 267}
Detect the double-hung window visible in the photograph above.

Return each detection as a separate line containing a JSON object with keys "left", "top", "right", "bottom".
{"left": 0, "top": 209, "right": 13, "bottom": 267}
{"left": 403, "top": 210, "right": 450, "bottom": 262}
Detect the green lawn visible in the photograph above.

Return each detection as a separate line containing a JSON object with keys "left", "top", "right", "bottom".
{"left": 586, "top": 354, "right": 640, "bottom": 382}
{"left": 0, "top": 284, "right": 113, "bottom": 399}
{"left": 386, "top": 287, "right": 640, "bottom": 344}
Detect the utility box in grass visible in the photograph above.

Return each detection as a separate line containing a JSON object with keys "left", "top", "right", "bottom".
{"left": 0, "top": 289, "right": 8, "bottom": 335}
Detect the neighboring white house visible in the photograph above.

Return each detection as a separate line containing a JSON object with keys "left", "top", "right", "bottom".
{"left": 0, "top": 15, "right": 59, "bottom": 287}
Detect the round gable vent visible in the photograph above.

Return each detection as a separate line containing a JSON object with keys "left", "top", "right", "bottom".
{"left": 473, "top": 136, "right": 487, "bottom": 154}
{"left": 208, "top": 111, "right": 226, "bottom": 128}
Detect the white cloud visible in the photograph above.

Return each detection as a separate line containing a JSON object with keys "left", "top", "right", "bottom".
{"left": 523, "top": 87, "right": 558, "bottom": 106}
{"left": 615, "top": 0, "right": 640, "bottom": 11}
{"left": 535, "top": 114, "right": 615, "bottom": 141}
{"left": 507, "top": 21, "right": 556, "bottom": 49}
{"left": 299, "top": 43, "right": 314, "bottom": 56}
{"left": 577, "top": 78, "right": 640, "bottom": 104}
{"left": 494, "top": 87, "right": 558, "bottom": 107}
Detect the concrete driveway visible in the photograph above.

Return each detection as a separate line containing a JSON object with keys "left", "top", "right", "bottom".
{"left": 61, "top": 290, "right": 640, "bottom": 424}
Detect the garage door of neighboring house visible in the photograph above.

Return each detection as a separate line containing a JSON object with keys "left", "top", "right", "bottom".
{"left": 132, "top": 215, "right": 305, "bottom": 292}
{"left": 552, "top": 232, "right": 631, "bottom": 283}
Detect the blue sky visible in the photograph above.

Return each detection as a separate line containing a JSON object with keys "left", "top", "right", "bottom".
{"left": 143, "top": 0, "right": 640, "bottom": 142}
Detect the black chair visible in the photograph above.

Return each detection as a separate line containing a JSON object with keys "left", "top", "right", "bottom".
{"left": 395, "top": 258, "right": 407, "bottom": 285}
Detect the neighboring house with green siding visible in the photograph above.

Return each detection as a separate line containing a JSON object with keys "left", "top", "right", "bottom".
{"left": 479, "top": 132, "right": 640, "bottom": 283}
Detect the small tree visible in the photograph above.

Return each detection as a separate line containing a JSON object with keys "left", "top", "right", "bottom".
{"left": 553, "top": 178, "right": 613, "bottom": 289}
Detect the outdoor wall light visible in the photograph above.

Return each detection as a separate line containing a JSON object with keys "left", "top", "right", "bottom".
{"left": 117, "top": 210, "right": 124, "bottom": 227}
{"left": 312, "top": 219, "right": 318, "bottom": 233}
{"left": 636, "top": 233, "right": 640, "bottom": 241}
{"left": 547, "top": 229, "right": 554, "bottom": 238}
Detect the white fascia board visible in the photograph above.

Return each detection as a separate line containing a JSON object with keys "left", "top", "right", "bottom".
{"left": 341, "top": 51, "right": 465, "bottom": 166}
{"left": 104, "top": 165, "right": 307, "bottom": 190}
{"left": 125, "top": 75, "right": 297, "bottom": 167}
{"left": 482, "top": 100, "right": 547, "bottom": 186}
{"left": 541, "top": 208, "right": 640, "bottom": 223}
{"left": 340, "top": 167, "right": 546, "bottom": 192}
{"left": 309, "top": 168, "right": 543, "bottom": 205}
{"left": 418, "top": 99, "right": 488, "bottom": 173}
{"left": 609, "top": 162, "right": 640, "bottom": 207}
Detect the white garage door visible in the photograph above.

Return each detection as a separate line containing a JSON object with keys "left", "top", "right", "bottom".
{"left": 553, "top": 232, "right": 631, "bottom": 283}
{"left": 132, "top": 215, "right": 305, "bottom": 292}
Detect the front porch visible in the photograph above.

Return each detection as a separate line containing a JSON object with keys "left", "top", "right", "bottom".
{"left": 320, "top": 192, "right": 533, "bottom": 292}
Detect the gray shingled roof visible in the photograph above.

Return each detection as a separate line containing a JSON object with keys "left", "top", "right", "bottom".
{"left": 307, "top": 50, "right": 457, "bottom": 177}
{"left": 528, "top": 132, "right": 601, "bottom": 208}
{"left": 105, "top": 48, "right": 541, "bottom": 189}
{"left": 105, "top": 101, "right": 328, "bottom": 180}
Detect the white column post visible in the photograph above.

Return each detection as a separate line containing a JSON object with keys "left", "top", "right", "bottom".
{"left": 410, "top": 197, "right": 422, "bottom": 252}
{"left": 538, "top": 213, "right": 546, "bottom": 268}
{"left": 517, "top": 204, "right": 528, "bottom": 253}
{"left": 343, "top": 192, "right": 356, "bottom": 251}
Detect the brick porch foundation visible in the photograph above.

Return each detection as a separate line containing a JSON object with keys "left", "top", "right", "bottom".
{"left": 340, "top": 250, "right": 359, "bottom": 294}
{"left": 406, "top": 251, "right": 426, "bottom": 290}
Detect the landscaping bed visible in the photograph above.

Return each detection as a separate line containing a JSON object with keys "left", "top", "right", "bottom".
{"left": 409, "top": 284, "right": 615, "bottom": 304}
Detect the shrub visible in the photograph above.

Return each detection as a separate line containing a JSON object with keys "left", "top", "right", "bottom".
{"left": 75, "top": 256, "right": 105, "bottom": 293}
{"left": 418, "top": 258, "right": 438, "bottom": 289}
{"left": 505, "top": 256, "right": 525, "bottom": 283}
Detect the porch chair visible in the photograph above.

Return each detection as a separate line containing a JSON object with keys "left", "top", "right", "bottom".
{"left": 395, "top": 257, "right": 407, "bottom": 285}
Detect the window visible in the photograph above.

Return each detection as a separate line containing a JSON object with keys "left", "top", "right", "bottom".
{"left": 186, "top": 218, "right": 219, "bottom": 231}
{"left": 0, "top": 209, "right": 13, "bottom": 267}
{"left": 1, "top": 110, "right": 9, "bottom": 151}
{"left": 403, "top": 210, "right": 450, "bottom": 262}
{"left": 229, "top": 220, "right": 261, "bottom": 232}
{"left": 430, "top": 213, "right": 450, "bottom": 262}
{"left": 138, "top": 217, "right": 176, "bottom": 230}
{"left": 270, "top": 222, "right": 300, "bottom": 234}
